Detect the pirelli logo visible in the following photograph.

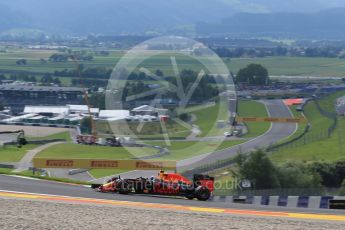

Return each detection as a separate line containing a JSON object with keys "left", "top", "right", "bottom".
{"left": 91, "top": 161, "right": 118, "bottom": 168}
{"left": 46, "top": 160, "right": 73, "bottom": 167}
{"left": 241, "top": 117, "right": 257, "bottom": 122}
{"left": 264, "top": 118, "right": 280, "bottom": 122}
{"left": 285, "top": 118, "right": 302, "bottom": 123}
{"left": 236, "top": 117, "right": 307, "bottom": 123}
{"left": 136, "top": 162, "right": 163, "bottom": 169}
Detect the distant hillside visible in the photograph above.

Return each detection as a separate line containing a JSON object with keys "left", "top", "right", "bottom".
{"left": 197, "top": 8, "right": 345, "bottom": 39}
{"left": 2, "top": 0, "right": 345, "bottom": 38}
{"left": 0, "top": 0, "right": 235, "bottom": 36}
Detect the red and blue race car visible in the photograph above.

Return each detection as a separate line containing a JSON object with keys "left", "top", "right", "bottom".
{"left": 91, "top": 171, "right": 214, "bottom": 201}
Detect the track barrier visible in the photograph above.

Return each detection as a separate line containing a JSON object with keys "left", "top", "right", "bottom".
{"left": 236, "top": 117, "right": 307, "bottom": 123}
{"left": 33, "top": 158, "right": 176, "bottom": 171}
{"left": 210, "top": 195, "right": 345, "bottom": 209}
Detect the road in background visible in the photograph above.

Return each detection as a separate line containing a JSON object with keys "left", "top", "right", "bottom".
{"left": 104, "top": 99, "right": 297, "bottom": 181}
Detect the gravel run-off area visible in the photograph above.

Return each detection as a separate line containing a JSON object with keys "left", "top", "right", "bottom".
{"left": 0, "top": 197, "right": 344, "bottom": 230}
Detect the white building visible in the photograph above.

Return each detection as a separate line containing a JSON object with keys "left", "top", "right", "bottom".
{"left": 67, "top": 104, "right": 99, "bottom": 115}
{"left": 131, "top": 105, "right": 168, "bottom": 116}
{"left": 99, "top": 110, "right": 130, "bottom": 121}
{"left": 23, "top": 106, "right": 70, "bottom": 116}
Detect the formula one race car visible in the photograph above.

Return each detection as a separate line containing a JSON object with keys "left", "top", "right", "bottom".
{"left": 91, "top": 171, "right": 214, "bottom": 201}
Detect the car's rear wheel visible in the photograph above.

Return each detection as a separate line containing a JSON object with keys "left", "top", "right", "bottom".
{"left": 185, "top": 193, "right": 195, "bottom": 200}
{"left": 117, "top": 180, "right": 132, "bottom": 194}
{"left": 195, "top": 186, "right": 211, "bottom": 201}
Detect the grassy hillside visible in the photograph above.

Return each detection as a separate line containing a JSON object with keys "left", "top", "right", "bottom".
{"left": 146, "top": 140, "right": 244, "bottom": 160}
{"left": 271, "top": 91, "right": 345, "bottom": 163}
{"left": 0, "top": 144, "right": 37, "bottom": 162}
{"left": 35, "top": 143, "right": 156, "bottom": 159}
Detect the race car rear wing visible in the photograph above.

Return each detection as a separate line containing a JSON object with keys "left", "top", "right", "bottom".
{"left": 193, "top": 174, "right": 214, "bottom": 192}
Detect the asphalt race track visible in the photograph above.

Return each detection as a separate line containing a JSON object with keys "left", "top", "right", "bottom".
{"left": 1, "top": 99, "right": 320, "bottom": 217}
{"left": 178, "top": 99, "right": 297, "bottom": 168}
{"left": 110, "top": 99, "right": 297, "bottom": 180}
{"left": 1, "top": 174, "right": 344, "bottom": 216}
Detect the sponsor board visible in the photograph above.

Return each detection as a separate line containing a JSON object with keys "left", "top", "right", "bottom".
{"left": 236, "top": 117, "right": 307, "bottom": 123}
{"left": 33, "top": 158, "right": 176, "bottom": 170}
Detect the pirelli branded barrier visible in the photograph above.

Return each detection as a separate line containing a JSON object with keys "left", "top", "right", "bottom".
{"left": 236, "top": 117, "right": 307, "bottom": 123}
{"left": 33, "top": 158, "right": 176, "bottom": 170}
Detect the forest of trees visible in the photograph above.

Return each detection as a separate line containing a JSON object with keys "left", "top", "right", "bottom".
{"left": 234, "top": 150, "right": 345, "bottom": 190}
{"left": 213, "top": 46, "right": 345, "bottom": 58}
{"left": 0, "top": 73, "right": 60, "bottom": 85}
{"left": 236, "top": 64, "right": 269, "bottom": 85}
{"left": 120, "top": 69, "right": 222, "bottom": 103}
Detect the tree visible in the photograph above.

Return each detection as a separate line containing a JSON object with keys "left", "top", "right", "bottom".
{"left": 89, "top": 93, "right": 105, "bottom": 110}
{"left": 41, "top": 73, "right": 53, "bottom": 85}
{"left": 236, "top": 64, "right": 269, "bottom": 85}
{"left": 312, "top": 160, "right": 345, "bottom": 188}
{"left": 276, "top": 161, "right": 321, "bottom": 189}
{"left": 29, "top": 76, "right": 37, "bottom": 82}
{"left": 236, "top": 150, "right": 279, "bottom": 189}
{"left": 80, "top": 117, "right": 92, "bottom": 134}
{"left": 53, "top": 78, "right": 61, "bottom": 85}
{"left": 339, "top": 180, "right": 345, "bottom": 196}
{"left": 155, "top": 69, "right": 164, "bottom": 77}
{"left": 16, "top": 59, "right": 27, "bottom": 65}
{"left": 49, "top": 54, "right": 68, "bottom": 62}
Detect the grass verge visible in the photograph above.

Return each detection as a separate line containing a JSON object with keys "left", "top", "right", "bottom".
{"left": 0, "top": 144, "right": 37, "bottom": 162}
{"left": 271, "top": 91, "right": 345, "bottom": 163}
{"left": 147, "top": 140, "right": 245, "bottom": 160}
{"left": 27, "top": 131, "right": 72, "bottom": 142}
{"left": 35, "top": 143, "right": 157, "bottom": 159}
{"left": 0, "top": 168, "right": 90, "bottom": 185}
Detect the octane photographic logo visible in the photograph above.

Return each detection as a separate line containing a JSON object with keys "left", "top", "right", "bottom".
{"left": 106, "top": 36, "right": 236, "bottom": 163}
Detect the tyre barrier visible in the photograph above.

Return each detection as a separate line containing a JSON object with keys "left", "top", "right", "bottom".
{"left": 210, "top": 195, "right": 345, "bottom": 209}
{"left": 0, "top": 163, "right": 14, "bottom": 169}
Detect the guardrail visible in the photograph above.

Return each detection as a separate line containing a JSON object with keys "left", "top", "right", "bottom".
{"left": 215, "top": 187, "right": 343, "bottom": 197}
{"left": 183, "top": 97, "right": 339, "bottom": 176}
{"left": 268, "top": 98, "right": 339, "bottom": 152}
{"left": 0, "top": 122, "right": 77, "bottom": 129}
{"left": 210, "top": 195, "right": 345, "bottom": 209}
{"left": 314, "top": 99, "right": 338, "bottom": 137}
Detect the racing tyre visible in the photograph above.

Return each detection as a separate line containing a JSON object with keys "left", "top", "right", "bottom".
{"left": 185, "top": 193, "right": 195, "bottom": 200}
{"left": 134, "top": 180, "right": 145, "bottom": 194}
{"left": 195, "top": 186, "right": 211, "bottom": 201}
{"left": 117, "top": 180, "right": 132, "bottom": 194}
